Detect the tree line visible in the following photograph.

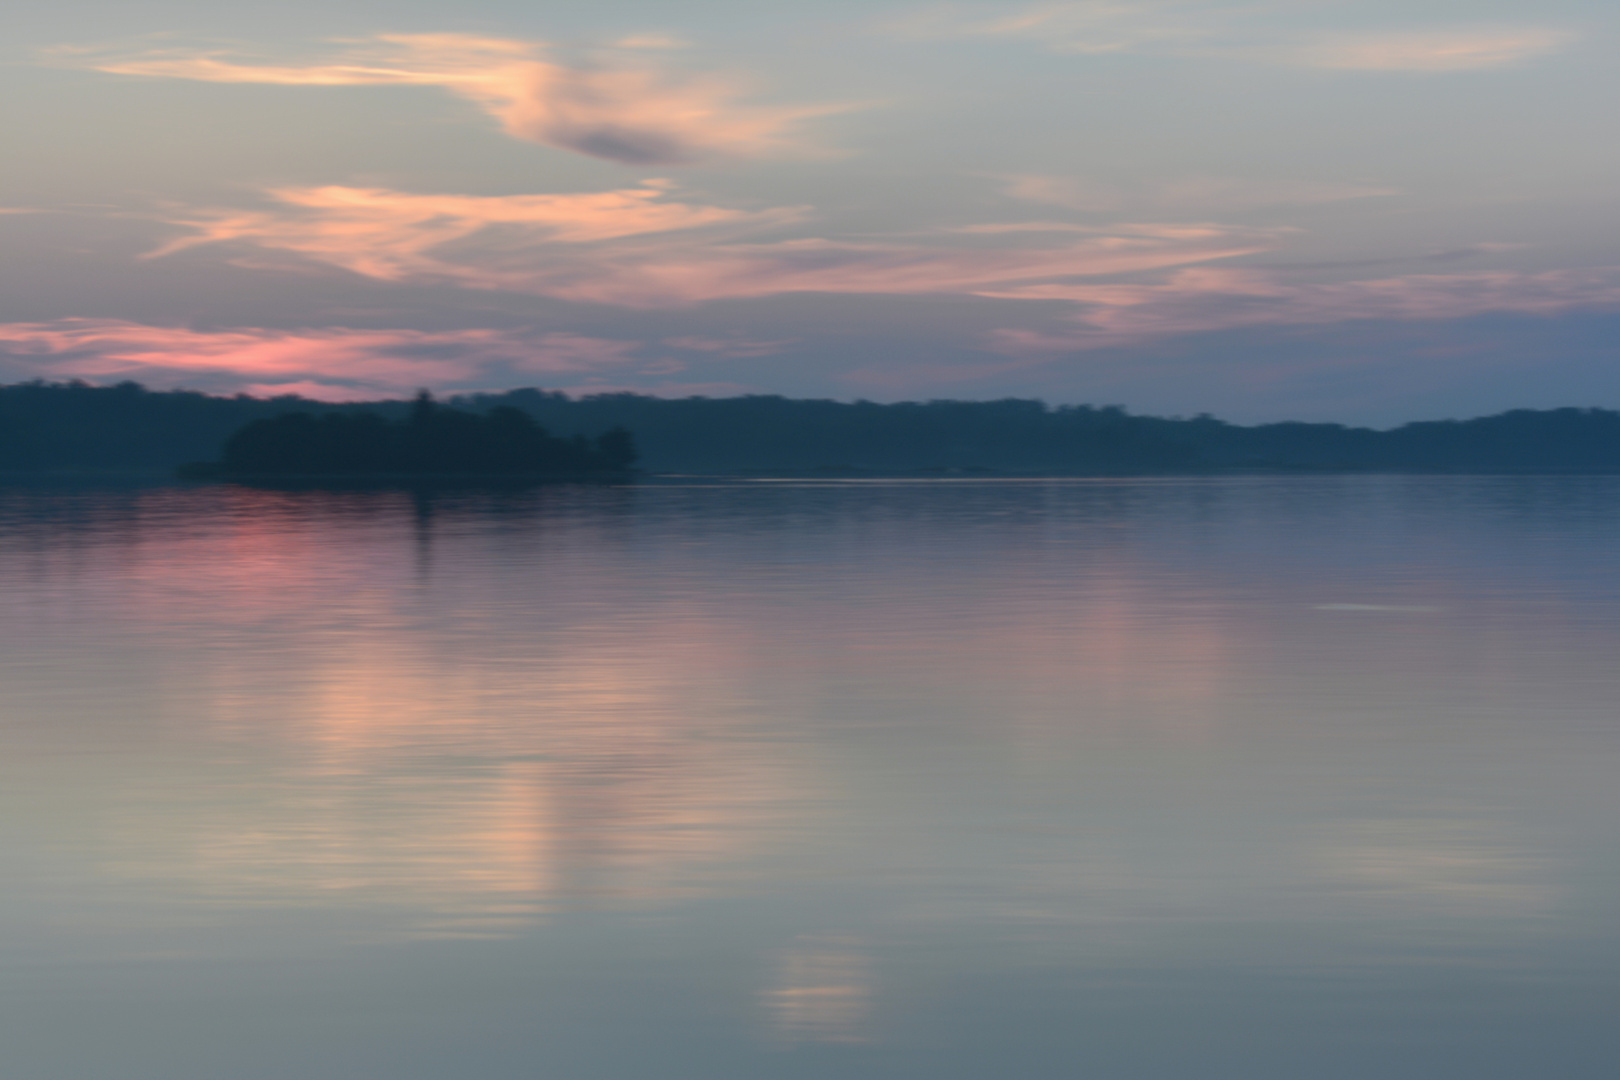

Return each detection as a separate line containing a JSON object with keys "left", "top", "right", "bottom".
{"left": 4, "top": 378, "right": 1620, "bottom": 475}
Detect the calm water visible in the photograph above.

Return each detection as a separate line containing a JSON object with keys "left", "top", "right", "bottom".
{"left": 2, "top": 476, "right": 1618, "bottom": 1080}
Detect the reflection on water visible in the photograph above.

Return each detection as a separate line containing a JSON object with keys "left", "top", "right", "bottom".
{"left": 91, "top": 525, "right": 813, "bottom": 935}
{"left": 2, "top": 477, "right": 1619, "bottom": 1079}
{"left": 767, "top": 936, "right": 873, "bottom": 1044}
{"left": 1314, "top": 813, "right": 1553, "bottom": 915}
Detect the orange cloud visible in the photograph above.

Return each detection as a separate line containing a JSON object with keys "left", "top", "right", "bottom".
{"left": 147, "top": 183, "right": 1280, "bottom": 307}
{"left": 60, "top": 33, "right": 845, "bottom": 165}
{"left": 981, "top": 266, "right": 1620, "bottom": 353}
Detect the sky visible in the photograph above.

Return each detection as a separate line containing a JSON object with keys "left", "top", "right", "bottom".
{"left": 3, "top": 0, "right": 1618, "bottom": 423}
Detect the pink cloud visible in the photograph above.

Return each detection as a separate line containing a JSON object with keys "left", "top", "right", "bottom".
{"left": 148, "top": 183, "right": 1280, "bottom": 307}
{"left": 0, "top": 320, "right": 644, "bottom": 395}
{"left": 149, "top": 181, "right": 803, "bottom": 281}
{"left": 62, "top": 33, "right": 846, "bottom": 165}
{"left": 980, "top": 266, "right": 1620, "bottom": 353}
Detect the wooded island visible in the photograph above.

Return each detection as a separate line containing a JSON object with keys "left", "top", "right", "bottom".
{"left": 201, "top": 391, "right": 637, "bottom": 479}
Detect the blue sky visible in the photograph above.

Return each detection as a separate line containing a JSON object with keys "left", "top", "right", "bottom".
{"left": 3, "top": 0, "right": 1618, "bottom": 422}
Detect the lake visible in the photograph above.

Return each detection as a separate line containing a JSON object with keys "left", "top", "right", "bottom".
{"left": 1, "top": 475, "right": 1617, "bottom": 1079}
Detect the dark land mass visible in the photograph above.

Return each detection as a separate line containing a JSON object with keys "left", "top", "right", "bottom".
{"left": 183, "top": 391, "right": 638, "bottom": 482}
{"left": 5, "top": 379, "right": 1620, "bottom": 478}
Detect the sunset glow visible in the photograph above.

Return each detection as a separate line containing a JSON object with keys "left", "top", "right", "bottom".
{"left": 3, "top": 0, "right": 1613, "bottom": 417}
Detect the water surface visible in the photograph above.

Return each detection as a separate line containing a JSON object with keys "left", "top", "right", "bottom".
{"left": 2, "top": 476, "right": 1618, "bottom": 1079}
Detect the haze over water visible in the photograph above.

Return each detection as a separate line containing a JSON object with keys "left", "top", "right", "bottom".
{"left": 2, "top": 475, "right": 1618, "bottom": 1079}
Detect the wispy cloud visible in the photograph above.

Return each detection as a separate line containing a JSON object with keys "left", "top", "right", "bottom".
{"left": 982, "top": 266, "right": 1620, "bottom": 353}
{"left": 10, "top": 270, "right": 1616, "bottom": 400}
{"left": 662, "top": 336, "right": 796, "bottom": 358}
{"left": 611, "top": 34, "right": 693, "bottom": 51}
{"left": 884, "top": 1, "right": 1218, "bottom": 54}
{"left": 51, "top": 33, "right": 846, "bottom": 165}
{"left": 1001, "top": 173, "right": 1398, "bottom": 214}
{"left": 1291, "top": 28, "right": 1572, "bottom": 72}
{"left": 145, "top": 182, "right": 1280, "bottom": 307}
{"left": 515, "top": 332, "right": 644, "bottom": 372}
{"left": 887, "top": 3, "right": 1571, "bottom": 72}
{"left": 0, "top": 320, "right": 648, "bottom": 397}
{"left": 147, "top": 181, "right": 804, "bottom": 283}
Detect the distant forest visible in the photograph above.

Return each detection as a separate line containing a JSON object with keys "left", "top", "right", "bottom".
{"left": 4, "top": 379, "right": 1620, "bottom": 475}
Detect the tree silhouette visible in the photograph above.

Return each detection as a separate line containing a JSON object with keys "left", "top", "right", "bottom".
{"left": 219, "top": 393, "right": 637, "bottom": 477}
